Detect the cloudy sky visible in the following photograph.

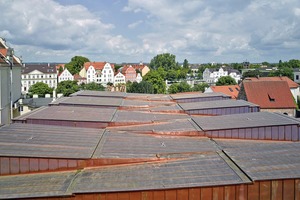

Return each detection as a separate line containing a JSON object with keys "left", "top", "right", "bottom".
{"left": 0, "top": 0, "right": 300, "bottom": 64}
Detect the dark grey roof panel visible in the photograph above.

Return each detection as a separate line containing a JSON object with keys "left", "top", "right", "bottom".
{"left": 16, "top": 106, "right": 117, "bottom": 122}
{"left": 50, "top": 96, "right": 123, "bottom": 107}
{"left": 22, "top": 64, "right": 57, "bottom": 74}
{"left": 170, "top": 92, "right": 230, "bottom": 100}
{"left": 93, "top": 131, "right": 216, "bottom": 159}
{"left": 0, "top": 171, "right": 76, "bottom": 199}
{"left": 126, "top": 93, "right": 172, "bottom": 101}
{"left": 179, "top": 100, "right": 258, "bottom": 111}
{"left": 192, "top": 112, "right": 300, "bottom": 131}
{"left": 215, "top": 139, "right": 300, "bottom": 181}
{"left": 71, "top": 90, "right": 126, "bottom": 98}
{"left": 0, "top": 123, "right": 105, "bottom": 158}
{"left": 73, "top": 154, "right": 250, "bottom": 193}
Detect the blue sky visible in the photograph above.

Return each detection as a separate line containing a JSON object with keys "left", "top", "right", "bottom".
{"left": 0, "top": 0, "right": 300, "bottom": 64}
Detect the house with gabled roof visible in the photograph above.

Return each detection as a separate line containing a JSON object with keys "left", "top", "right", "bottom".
{"left": 238, "top": 80, "right": 296, "bottom": 116}
{"left": 58, "top": 68, "right": 73, "bottom": 83}
{"left": 204, "top": 85, "right": 240, "bottom": 99}
{"left": 243, "top": 76, "right": 300, "bottom": 101}
{"left": 84, "top": 62, "right": 115, "bottom": 86}
{"left": 119, "top": 65, "right": 137, "bottom": 82}
{"left": 130, "top": 63, "right": 150, "bottom": 76}
{"left": 203, "top": 66, "right": 241, "bottom": 84}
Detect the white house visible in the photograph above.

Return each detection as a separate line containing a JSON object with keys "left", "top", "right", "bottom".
{"left": 136, "top": 73, "right": 142, "bottom": 83}
{"left": 0, "top": 38, "right": 22, "bottom": 124}
{"left": 84, "top": 62, "right": 115, "bottom": 86}
{"left": 114, "top": 72, "right": 126, "bottom": 85}
{"left": 58, "top": 68, "right": 73, "bottom": 82}
{"left": 203, "top": 67, "right": 241, "bottom": 84}
{"left": 21, "top": 63, "right": 57, "bottom": 94}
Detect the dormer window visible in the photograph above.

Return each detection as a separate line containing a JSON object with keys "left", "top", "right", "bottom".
{"left": 268, "top": 94, "right": 275, "bottom": 102}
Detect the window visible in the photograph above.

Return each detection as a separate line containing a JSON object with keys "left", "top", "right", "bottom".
{"left": 268, "top": 94, "right": 275, "bottom": 102}
{"left": 296, "top": 75, "right": 299, "bottom": 80}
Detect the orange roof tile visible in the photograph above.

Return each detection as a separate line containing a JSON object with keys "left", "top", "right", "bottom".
{"left": 242, "top": 81, "right": 296, "bottom": 109}
{"left": 244, "top": 76, "right": 299, "bottom": 89}
{"left": 84, "top": 62, "right": 115, "bottom": 71}
{"left": 210, "top": 85, "right": 240, "bottom": 99}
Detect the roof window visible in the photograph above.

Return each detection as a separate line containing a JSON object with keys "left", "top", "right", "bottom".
{"left": 268, "top": 94, "right": 275, "bottom": 102}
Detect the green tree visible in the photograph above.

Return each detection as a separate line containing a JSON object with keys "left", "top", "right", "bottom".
{"left": 56, "top": 80, "right": 79, "bottom": 97}
{"left": 193, "top": 82, "right": 209, "bottom": 92}
{"left": 127, "top": 81, "right": 154, "bottom": 94}
{"left": 143, "top": 70, "right": 166, "bottom": 94}
{"left": 65, "top": 56, "right": 90, "bottom": 75}
{"left": 149, "top": 53, "right": 178, "bottom": 70}
{"left": 242, "top": 70, "right": 262, "bottom": 78}
{"left": 168, "top": 82, "right": 191, "bottom": 94}
{"left": 183, "top": 59, "right": 189, "bottom": 69}
{"left": 268, "top": 67, "right": 294, "bottom": 80}
{"left": 58, "top": 66, "right": 64, "bottom": 74}
{"left": 216, "top": 76, "right": 237, "bottom": 86}
{"left": 262, "top": 62, "right": 270, "bottom": 66}
{"left": 80, "top": 82, "right": 105, "bottom": 91}
{"left": 28, "top": 82, "right": 53, "bottom": 97}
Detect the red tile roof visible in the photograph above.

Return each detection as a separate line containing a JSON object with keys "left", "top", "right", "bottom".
{"left": 209, "top": 85, "right": 240, "bottom": 99}
{"left": 244, "top": 76, "right": 299, "bottom": 89}
{"left": 84, "top": 62, "right": 114, "bottom": 71}
{"left": 242, "top": 81, "right": 296, "bottom": 109}
{"left": 74, "top": 74, "right": 86, "bottom": 80}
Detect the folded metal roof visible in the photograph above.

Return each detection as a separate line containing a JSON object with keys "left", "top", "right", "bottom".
{"left": 170, "top": 92, "right": 230, "bottom": 100}
{"left": 0, "top": 171, "right": 76, "bottom": 199}
{"left": 15, "top": 106, "right": 117, "bottom": 122}
{"left": 71, "top": 90, "right": 126, "bottom": 98}
{"left": 192, "top": 112, "right": 300, "bottom": 131}
{"left": 50, "top": 96, "right": 123, "bottom": 107}
{"left": 216, "top": 139, "right": 300, "bottom": 181}
{"left": 179, "top": 99, "right": 258, "bottom": 111}
{"left": 92, "top": 131, "right": 215, "bottom": 159}
{"left": 0, "top": 123, "right": 105, "bottom": 159}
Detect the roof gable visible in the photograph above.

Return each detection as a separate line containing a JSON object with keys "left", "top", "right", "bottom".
{"left": 244, "top": 76, "right": 299, "bottom": 89}
{"left": 242, "top": 81, "right": 296, "bottom": 109}
{"left": 210, "top": 85, "right": 240, "bottom": 99}
{"left": 84, "top": 62, "right": 115, "bottom": 71}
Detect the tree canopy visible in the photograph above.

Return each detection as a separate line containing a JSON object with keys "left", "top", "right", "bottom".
{"left": 193, "top": 82, "right": 209, "bottom": 92}
{"left": 143, "top": 70, "right": 166, "bottom": 94}
{"left": 149, "top": 53, "right": 179, "bottom": 70}
{"left": 56, "top": 80, "right": 80, "bottom": 97}
{"left": 216, "top": 76, "right": 237, "bottom": 86}
{"left": 268, "top": 67, "right": 294, "bottom": 80}
{"left": 80, "top": 82, "right": 105, "bottom": 91}
{"left": 168, "top": 82, "right": 191, "bottom": 94}
{"left": 65, "top": 56, "right": 90, "bottom": 75}
{"left": 127, "top": 81, "right": 154, "bottom": 94}
{"left": 183, "top": 59, "right": 189, "bottom": 69}
{"left": 28, "top": 82, "right": 53, "bottom": 97}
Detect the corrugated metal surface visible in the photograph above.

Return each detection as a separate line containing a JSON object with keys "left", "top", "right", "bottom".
{"left": 72, "top": 154, "right": 250, "bottom": 194}
{"left": 93, "top": 131, "right": 216, "bottom": 159}
{"left": 122, "top": 99, "right": 175, "bottom": 108}
{"left": 14, "top": 106, "right": 117, "bottom": 123}
{"left": 50, "top": 96, "right": 123, "bottom": 107}
{"left": 216, "top": 139, "right": 300, "bottom": 181}
{"left": 108, "top": 119, "right": 201, "bottom": 135}
{"left": 170, "top": 92, "right": 231, "bottom": 103}
{"left": 192, "top": 112, "right": 300, "bottom": 131}
{"left": 126, "top": 93, "right": 172, "bottom": 101}
{"left": 71, "top": 90, "right": 126, "bottom": 98}
{"left": 0, "top": 170, "right": 76, "bottom": 199}
{"left": 0, "top": 123, "right": 104, "bottom": 159}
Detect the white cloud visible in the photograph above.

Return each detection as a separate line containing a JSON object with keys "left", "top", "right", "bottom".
{"left": 128, "top": 20, "right": 143, "bottom": 29}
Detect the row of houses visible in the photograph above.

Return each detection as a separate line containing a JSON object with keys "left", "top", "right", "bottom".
{"left": 21, "top": 62, "right": 150, "bottom": 94}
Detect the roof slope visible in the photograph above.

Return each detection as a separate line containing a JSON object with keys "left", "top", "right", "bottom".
{"left": 242, "top": 81, "right": 296, "bottom": 109}
{"left": 209, "top": 85, "right": 240, "bottom": 99}
{"left": 244, "top": 76, "right": 299, "bottom": 89}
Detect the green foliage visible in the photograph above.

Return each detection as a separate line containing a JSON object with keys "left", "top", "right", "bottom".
{"left": 65, "top": 56, "right": 90, "bottom": 75}
{"left": 262, "top": 62, "right": 270, "bottom": 66}
{"left": 268, "top": 67, "right": 294, "bottom": 80}
{"left": 242, "top": 70, "right": 262, "bottom": 78}
{"left": 127, "top": 81, "right": 154, "bottom": 94}
{"left": 278, "top": 59, "right": 300, "bottom": 69}
{"left": 183, "top": 59, "right": 189, "bottom": 69}
{"left": 114, "top": 64, "right": 122, "bottom": 72}
{"left": 56, "top": 80, "right": 79, "bottom": 97}
{"left": 143, "top": 70, "right": 166, "bottom": 94}
{"left": 149, "top": 53, "right": 179, "bottom": 70}
{"left": 58, "top": 66, "right": 64, "bottom": 74}
{"left": 80, "top": 82, "right": 105, "bottom": 91}
{"left": 216, "top": 76, "right": 237, "bottom": 86}
{"left": 230, "top": 63, "right": 243, "bottom": 71}
{"left": 168, "top": 82, "right": 191, "bottom": 94}
{"left": 193, "top": 82, "right": 209, "bottom": 92}
{"left": 28, "top": 82, "right": 53, "bottom": 97}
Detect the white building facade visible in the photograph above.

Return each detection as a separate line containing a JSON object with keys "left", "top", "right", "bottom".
{"left": 114, "top": 72, "right": 126, "bottom": 85}
{"left": 58, "top": 68, "right": 73, "bottom": 83}
{"left": 203, "top": 67, "right": 241, "bottom": 84}
{"left": 85, "top": 62, "right": 115, "bottom": 86}
{"left": 21, "top": 64, "right": 57, "bottom": 94}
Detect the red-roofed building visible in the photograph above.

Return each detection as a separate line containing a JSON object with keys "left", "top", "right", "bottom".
{"left": 130, "top": 63, "right": 150, "bottom": 76}
{"left": 205, "top": 85, "right": 240, "bottom": 99}
{"left": 243, "top": 76, "right": 300, "bottom": 100}
{"left": 84, "top": 62, "right": 115, "bottom": 86}
{"left": 238, "top": 80, "right": 296, "bottom": 116}
{"left": 73, "top": 74, "right": 86, "bottom": 85}
{"left": 119, "top": 65, "right": 137, "bottom": 82}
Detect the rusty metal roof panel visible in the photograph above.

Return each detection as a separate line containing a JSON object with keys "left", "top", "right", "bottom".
{"left": 71, "top": 90, "right": 126, "bottom": 98}
{"left": 73, "top": 154, "right": 250, "bottom": 193}
{"left": 108, "top": 119, "right": 200, "bottom": 133}
{"left": 215, "top": 139, "right": 300, "bottom": 181}
{"left": 179, "top": 99, "right": 259, "bottom": 111}
{"left": 111, "top": 110, "right": 189, "bottom": 123}
{"left": 50, "top": 96, "right": 123, "bottom": 107}
{"left": 122, "top": 99, "right": 175, "bottom": 107}
{"left": 0, "top": 123, "right": 105, "bottom": 159}
{"left": 16, "top": 106, "right": 117, "bottom": 122}
{"left": 92, "top": 131, "right": 216, "bottom": 159}
{"left": 192, "top": 112, "right": 300, "bottom": 131}
{"left": 0, "top": 171, "right": 76, "bottom": 199}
